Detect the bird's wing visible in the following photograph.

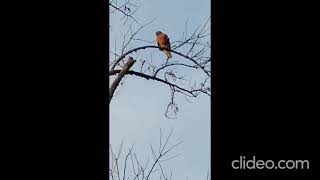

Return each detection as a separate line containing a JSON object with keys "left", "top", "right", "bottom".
{"left": 163, "top": 34, "right": 171, "bottom": 49}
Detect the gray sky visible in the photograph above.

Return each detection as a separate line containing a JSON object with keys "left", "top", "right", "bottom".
{"left": 110, "top": 0, "right": 210, "bottom": 179}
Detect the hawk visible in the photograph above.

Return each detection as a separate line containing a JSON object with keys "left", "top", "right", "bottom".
{"left": 156, "top": 31, "right": 172, "bottom": 60}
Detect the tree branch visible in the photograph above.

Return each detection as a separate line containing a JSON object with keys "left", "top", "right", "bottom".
{"left": 109, "top": 69, "right": 205, "bottom": 97}
{"left": 109, "top": 57, "right": 136, "bottom": 102}
{"left": 110, "top": 46, "right": 210, "bottom": 76}
{"left": 109, "top": 3, "right": 139, "bottom": 24}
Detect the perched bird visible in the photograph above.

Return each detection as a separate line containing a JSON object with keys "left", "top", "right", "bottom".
{"left": 156, "top": 31, "right": 172, "bottom": 60}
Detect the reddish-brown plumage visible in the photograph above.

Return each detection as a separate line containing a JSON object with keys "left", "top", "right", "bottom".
{"left": 156, "top": 31, "right": 172, "bottom": 60}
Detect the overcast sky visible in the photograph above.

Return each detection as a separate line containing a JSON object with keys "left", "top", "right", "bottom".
{"left": 110, "top": 0, "right": 210, "bottom": 179}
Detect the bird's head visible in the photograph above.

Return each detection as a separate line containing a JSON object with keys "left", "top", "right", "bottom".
{"left": 155, "top": 31, "right": 162, "bottom": 36}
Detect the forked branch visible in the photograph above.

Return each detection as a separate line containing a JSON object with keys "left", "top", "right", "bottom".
{"left": 109, "top": 57, "right": 136, "bottom": 102}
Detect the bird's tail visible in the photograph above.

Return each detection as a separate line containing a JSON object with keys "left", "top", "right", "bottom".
{"left": 163, "top": 50, "right": 172, "bottom": 60}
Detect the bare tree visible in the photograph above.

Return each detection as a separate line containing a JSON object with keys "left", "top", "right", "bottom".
{"left": 109, "top": 1, "right": 211, "bottom": 118}
{"left": 109, "top": 1, "right": 211, "bottom": 179}
{"left": 109, "top": 128, "right": 183, "bottom": 180}
{"left": 110, "top": 128, "right": 211, "bottom": 180}
{"left": 109, "top": 0, "right": 142, "bottom": 25}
